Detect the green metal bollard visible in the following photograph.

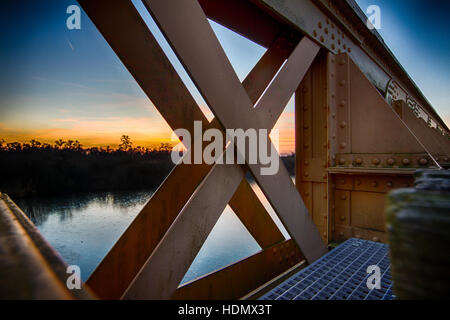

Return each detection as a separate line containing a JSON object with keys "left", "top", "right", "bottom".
{"left": 386, "top": 170, "right": 450, "bottom": 299}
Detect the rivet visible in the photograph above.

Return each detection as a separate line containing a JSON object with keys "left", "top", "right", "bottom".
{"left": 323, "top": 232, "right": 327, "bottom": 237}
{"left": 372, "top": 237, "right": 379, "bottom": 242}
{"left": 331, "top": 44, "right": 335, "bottom": 50}
{"left": 444, "top": 157, "right": 449, "bottom": 162}
{"left": 331, "top": 34, "right": 335, "bottom": 40}
{"left": 372, "top": 158, "right": 381, "bottom": 165}
{"left": 323, "top": 173, "right": 327, "bottom": 179}
{"left": 339, "top": 158, "right": 346, "bottom": 165}
{"left": 305, "top": 191, "right": 310, "bottom": 196}
{"left": 340, "top": 121, "right": 347, "bottom": 128}
{"left": 355, "top": 234, "right": 361, "bottom": 239}
{"left": 339, "top": 100, "right": 347, "bottom": 107}
{"left": 304, "top": 124, "right": 309, "bottom": 129}
{"left": 273, "top": 248, "right": 277, "bottom": 254}
{"left": 355, "top": 179, "right": 362, "bottom": 186}
{"left": 304, "top": 172, "right": 309, "bottom": 177}
{"left": 387, "top": 158, "right": 395, "bottom": 165}
{"left": 313, "top": 30, "right": 318, "bottom": 37}
{"left": 387, "top": 181, "right": 393, "bottom": 187}
{"left": 340, "top": 142, "right": 347, "bottom": 149}
{"left": 339, "top": 80, "right": 346, "bottom": 86}
{"left": 419, "top": 158, "right": 428, "bottom": 165}
{"left": 355, "top": 158, "right": 363, "bottom": 165}
{"left": 339, "top": 59, "right": 345, "bottom": 66}
{"left": 318, "top": 22, "right": 322, "bottom": 28}
{"left": 340, "top": 216, "right": 346, "bottom": 221}
{"left": 304, "top": 160, "right": 309, "bottom": 166}
{"left": 339, "top": 232, "right": 344, "bottom": 237}
{"left": 402, "top": 158, "right": 411, "bottom": 165}
{"left": 324, "top": 142, "right": 328, "bottom": 148}
{"left": 340, "top": 194, "right": 347, "bottom": 200}
{"left": 332, "top": 226, "right": 335, "bottom": 232}
{"left": 332, "top": 113, "right": 336, "bottom": 119}
{"left": 324, "top": 28, "right": 329, "bottom": 34}
{"left": 304, "top": 143, "right": 309, "bottom": 149}
{"left": 371, "top": 181, "right": 378, "bottom": 187}
{"left": 320, "top": 36, "right": 325, "bottom": 42}
{"left": 348, "top": 47, "right": 351, "bottom": 53}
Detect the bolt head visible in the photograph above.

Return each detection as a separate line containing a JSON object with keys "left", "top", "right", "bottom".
{"left": 372, "top": 158, "right": 381, "bottom": 165}
{"left": 387, "top": 158, "right": 395, "bottom": 165}
{"left": 419, "top": 158, "right": 428, "bottom": 165}
{"left": 402, "top": 158, "right": 411, "bottom": 165}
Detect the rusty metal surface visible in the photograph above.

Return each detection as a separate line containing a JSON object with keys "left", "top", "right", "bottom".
{"left": 79, "top": 0, "right": 288, "bottom": 299}
{"left": 143, "top": 0, "right": 326, "bottom": 263}
{"left": 398, "top": 101, "right": 450, "bottom": 165}
{"left": 331, "top": 173, "right": 414, "bottom": 243}
{"left": 0, "top": 193, "right": 93, "bottom": 300}
{"left": 122, "top": 163, "right": 245, "bottom": 299}
{"left": 295, "top": 52, "right": 330, "bottom": 243}
{"left": 253, "top": 0, "right": 448, "bottom": 133}
{"left": 173, "top": 239, "right": 303, "bottom": 300}
{"left": 121, "top": 0, "right": 326, "bottom": 298}
{"left": 331, "top": 53, "right": 427, "bottom": 156}
{"left": 199, "top": 0, "right": 283, "bottom": 48}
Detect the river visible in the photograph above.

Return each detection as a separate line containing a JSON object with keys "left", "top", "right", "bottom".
{"left": 15, "top": 181, "right": 289, "bottom": 286}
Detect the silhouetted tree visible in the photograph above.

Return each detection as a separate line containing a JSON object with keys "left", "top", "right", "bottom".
{"left": 118, "top": 135, "right": 133, "bottom": 151}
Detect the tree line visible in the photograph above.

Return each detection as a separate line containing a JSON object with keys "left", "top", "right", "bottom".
{"left": 0, "top": 135, "right": 295, "bottom": 198}
{"left": 0, "top": 135, "right": 175, "bottom": 198}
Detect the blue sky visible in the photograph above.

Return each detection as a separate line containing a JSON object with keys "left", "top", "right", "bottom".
{"left": 0, "top": 0, "right": 448, "bottom": 151}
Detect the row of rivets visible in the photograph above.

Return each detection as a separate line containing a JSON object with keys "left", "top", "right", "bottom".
{"left": 337, "top": 157, "right": 430, "bottom": 166}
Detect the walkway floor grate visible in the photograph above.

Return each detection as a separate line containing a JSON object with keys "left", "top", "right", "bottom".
{"left": 259, "top": 238, "right": 394, "bottom": 300}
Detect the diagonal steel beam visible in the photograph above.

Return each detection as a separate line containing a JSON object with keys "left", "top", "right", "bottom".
{"left": 142, "top": 0, "right": 326, "bottom": 260}
{"left": 78, "top": 0, "right": 288, "bottom": 299}
{"left": 122, "top": 34, "right": 322, "bottom": 299}
{"left": 122, "top": 1, "right": 325, "bottom": 299}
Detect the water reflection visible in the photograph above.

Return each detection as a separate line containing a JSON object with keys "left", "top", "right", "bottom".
{"left": 15, "top": 181, "right": 290, "bottom": 285}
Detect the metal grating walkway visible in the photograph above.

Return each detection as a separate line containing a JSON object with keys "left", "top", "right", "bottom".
{"left": 259, "top": 238, "right": 394, "bottom": 300}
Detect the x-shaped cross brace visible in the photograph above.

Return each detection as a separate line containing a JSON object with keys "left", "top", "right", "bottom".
{"left": 120, "top": 0, "right": 326, "bottom": 299}
{"left": 78, "top": 0, "right": 326, "bottom": 299}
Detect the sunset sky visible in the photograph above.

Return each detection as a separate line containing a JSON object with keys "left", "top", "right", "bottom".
{"left": 0, "top": 0, "right": 449, "bottom": 154}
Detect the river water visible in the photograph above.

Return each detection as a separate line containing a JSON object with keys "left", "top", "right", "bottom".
{"left": 15, "top": 181, "right": 289, "bottom": 285}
